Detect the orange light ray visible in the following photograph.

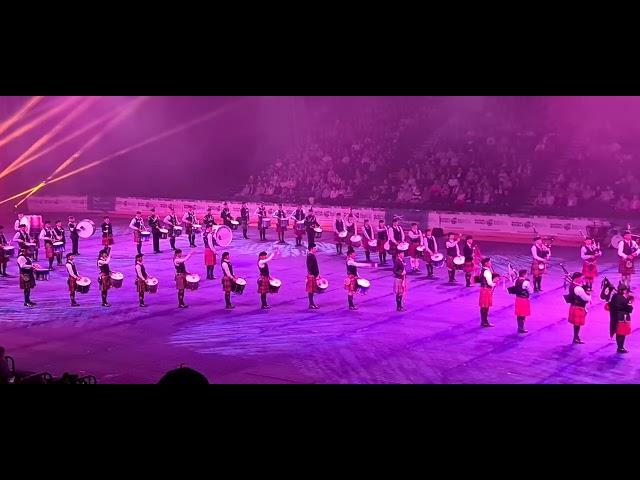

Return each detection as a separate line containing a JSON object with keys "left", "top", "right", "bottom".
{"left": 0, "top": 96, "right": 45, "bottom": 138}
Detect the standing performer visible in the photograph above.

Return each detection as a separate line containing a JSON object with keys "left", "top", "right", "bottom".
{"left": 345, "top": 210, "right": 357, "bottom": 248}
{"left": 257, "top": 250, "right": 278, "bottom": 309}
{"left": 273, "top": 203, "right": 287, "bottom": 244}
{"left": 393, "top": 249, "right": 408, "bottom": 311}
{"left": 345, "top": 246, "right": 376, "bottom": 310}
{"left": 479, "top": 258, "right": 500, "bottom": 327}
{"left": 182, "top": 207, "right": 198, "bottom": 248}
{"left": 221, "top": 202, "right": 233, "bottom": 228}
{"left": 423, "top": 228, "right": 438, "bottom": 278}
{"left": 14, "top": 212, "right": 28, "bottom": 232}
{"left": 256, "top": 202, "right": 268, "bottom": 241}
{"left": 511, "top": 269, "right": 533, "bottom": 333}
{"left": 462, "top": 236, "right": 476, "bottom": 287}
{"left": 221, "top": 251, "right": 238, "bottom": 309}
{"left": 445, "top": 232, "right": 461, "bottom": 284}
{"left": 129, "top": 211, "right": 146, "bottom": 255}
{"left": 17, "top": 246, "right": 37, "bottom": 307}
{"left": 567, "top": 272, "right": 591, "bottom": 344}
{"left": 163, "top": 207, "right": 180, "bottom": 251}
{"left": 203, "top": 207, "right": 217, "bottom": 229}
{"left": 148, "top": 208, "right": 162, "bottom": 254}
{"left": 617, "top": 231, "right": 639, "bottom": 290}
{"left": 13, "top": 224, "right": 31, "bottom": 254}
{"left": 531, "top": 236, "right": 551, "bottom": 292}
{"left": 306, "top": 243, "right": 321, "bottom": 309}
{"left": 407, "top": 223, "right": 423, "bottom": 273}
{"left": 0, "top": 225, "right": 9, "bottom": 277}
{"left": 68, "top": 215, "right": 80, "bottom": 255}
{"left": 334, "top": 213, "right": 347, "bottom": 255}
{"left": 580, "top": 237, "right": 601, "bottom": 291}
{"left": 203, "top": 225, "right": 217, "bottom": 280}
{"left": 174, "top": 249, "right": 194, "bottom": 308}
{"left": 304, "top": 208, "right": 320, "bottom": 248}
{"left": 377, "top": 220, "right": 389, "bottom": 265}
{"left": 53, "top": 220, "right": 65, "bottom": 266}
{"left": 609, "top": 286, "right": 633, "bottom": 354}
{"left": 291, "top": 204, "right": 306, "bottom": 247}
{"left": 39, "top": 220, "right": 56, "bottom": 271}
{"left": 101, "top": 216, "right": 114, "bottom": 248}
{"left": 65, "top": 253, "right": 81, "bottom": 307}
{"left": 97, "top": 249, "right": 113, "bottom": 307}
{"left": 240, "top": 202, "right": 250, "bottom": 239}
{"left": 134, "top": 253, "right": 149, "bottom": 307}
{"left": 388, "top": 217, "right": 405, "bottom": 261}
{"left": 361, "top": 218, "right": 375, "bottom": 262}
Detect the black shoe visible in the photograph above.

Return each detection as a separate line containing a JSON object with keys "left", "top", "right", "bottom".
{"left": 139, "top": 303, "right": 147, "bottom": 307}
{"left": 261, "top": 305, "right": 271, "bottom": 309}
{"left": 518, "top": 329, "right": 528, "bottom": 333}
{"left": 617, "top": 348, "right": 629, "bottom": 354}
{"left": 226, "top": 304, "right": 235, "bottom": 309}
{"left": 179, "top": 304, "right": 189, "bottom": 308}
{"left": 573, "top": 338, "right": 584, "bottom": 344}
{"left": 349, "top": 305, "right": 358, "bottom": 310}
{"left": 102, "top": 303, "right": 111, "bottom": 307}
{"left": 481, "top": 323, "right": 495, "bottom": 328}
{"left": 71, "top": 302, "right": 80, "bottom": 307}
{"left": 397, "top": 307, "right": 407, "bottom": 312}
{"left": 24, "top": 302, "right": 34, "bottom": 308}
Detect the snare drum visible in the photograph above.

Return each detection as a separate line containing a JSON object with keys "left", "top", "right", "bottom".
{"left": 268, "top": 278, "right": 282, "bottom": 294}
{"left": 232, "top": 277, "right": 247, "bottom": 295}
{"left": 158, "top": 228, "right": 169, "bottom": 239}
{"left": 279, "top": 218, "right": 289, "bottom": 228}
{"left": 172, "top": 225, "right": 183, "bottom": 237}
{"left": 145, "top": 277, "right": 159, "bottom": 294}
{"left": 35, "top": 268, "right": 50, "bottom": 281}
{"left": 397, "top": 242, "right": 409, "bottom": 252}
{"left": 230, "top": 220, "right": 240, "bottom": 231}
{"left": 453, "top": 256, "right": 466, "bottom": 269}
{"left": 76, "top": 219, "right": 96, "bottom": 239}
{"left": 368, "top": 239, "right": 378, "bottom": 249}
{"left": 185, "top": 274, "right": 200, "bottom": 291}
{"left": 350, "top": 235, "right": 362, "bottom": 248}
{"left": 314, "top": 227, "right": 323, "bottom": 239}
{"left": 211, "top": 225, "right": 233, "bottom": 247}
{"left": 295, "top": 221, "right": 305, "bottom": 234}
{"left": 261, "top": 218, "right": 271, "bottom": 229}
{"left": 24, "top": 242, "right": 37, "bottom": 255}
{"left": 338, "top": 231, "right": 348, "bottom": 239}
{"left": 141, "top": 232, "right": 151, "bottom": 243}
{"left": 76, "top": 277, "right": 91, "bottom": 294}
{"left": 3, "top": 245, "right": 15, "bottom": 258}
{"left": 53, "top": 241, "right": 65, "bottom": 254}
{"left": 431, "top": 252, "right": 445, "bottom": 268}
{"left": 110, "top": 272, "right": 124, "bottom": 288}
{"left": 315, "top": 277, "right": 329, "bottom": 294}
{"left": 356, "top": 278, "right": 371, "bottom": 294}
{"left": 416, "top": 245, "right": 426, "bottom": 258}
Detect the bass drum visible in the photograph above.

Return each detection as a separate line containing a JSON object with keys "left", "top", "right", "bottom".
{"left": 610, "top": 234, "right": 623, "bottom": 249}
{"left": 211, "top": 225, "right": 233, "bottom": 247}
{"left": 77, "top": 219, "right": 96, "bottom": 239}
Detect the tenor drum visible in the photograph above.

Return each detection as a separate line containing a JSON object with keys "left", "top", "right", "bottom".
{"left": 397, "top": 242, "right": 409, "bottom": 252}
{"left": 35, "top": 268, "right": 50, "bottom": 281}
{"left": 3, "top": 246, "right": 15, "bottom": 258}
{"left": 279, "top": 218, "right": 289, "bottom": 228}
{"left": 295, "top": 221, "right": 305, "bottom": 233}
{"left": 211, "top": 225, "right": 233, "bottom": 247}
{"left": 185, "top": 274, "right": 200, "bottom": 291}
{"left": 172, "top": 225, "right": 183, "bottom": 237}
{"left": 431, "top": 252, "right": 445, "bottom": 267}
{"left": 368, "top": 239, "right": 378, "bottom": 248}
{"left": 350, "top": 235, "right": 362, "bottom": 247}
{"left": 338, "top": 231, "right": 348, "bottom": 239}
{"left": 110, "top": 271, "right": 124, "bottom": 288}
{"left": 145, "top": 277, "right": 159, "bottom": 294}
{"left": 261, "top": 218, "right": 271, "bottom": 229}
{"left": 356, "top": 278, "right": 371, "bottom": 294}
{"left": 268, "top": 278, "right": 282, "bottom": 294}
{"left": 611, "top": 234, "right": 623, "bottom": 249}
{"left": 314, "top": 227, "right": 323, "bottom": 239}
{"left": 232, "top": 277, "right": 247, "bottom": 295}
{"left": 453, "top": 255, "right": 465, "bottom": 269}
{"left": 315, "top": 277, "right": 329, "bottom": 294}
{"left": 158, "top": 228, "right": 169, "bottom": 239}
{"left": 24, "top": 242, "right": 37, "bottom": 255}
{"left": 76, "top": 219, "right": 96, "bottom": 239}
{"left": 141, "top": 232, "right": 151, "bottom": 242}
{"left": 76, "top": 277, "right": 91, "bottom": 294}
{"left": 230, "top": 220, "right": 240, "bottom": 231}
{"left": 53, "top": 241, "right": 65, "bottom": 254}
{"left": 191, "top": 224, "right": 202, "bottom": 233}
{"left": 416, "top": 245, "right": 426, "bottom": 258}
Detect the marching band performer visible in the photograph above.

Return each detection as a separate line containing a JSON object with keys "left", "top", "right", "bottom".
{"left": 0, "top": 225, "right": 9, "bottom": 277}
{"left": 345, "top": 246, "right": 376, "bottom": 310}
{"left": 479, "top": 257, "right": 500, "bottom": 327}
{"left": 291, "top": 204, "right": 306, "bottom": 247}
{"left": 14, "top": 212, "right": 28, "bottom": 232}
{"left": 65, "top": 253, "right": 81, "bottom": 307}
{"left": 462, "top": 236, "right": 475, "bottom": 287}
{"left": 423, "top": 228, "right": 438, "bottom": 278}
{"left": 129, "top": 211, "right": 146, "bottom": 255}
{"left": 53, "top": 220, "right": 65, "bottom": 266}
{"left": 617, "top": 231, "right": 639, "bottom": 290}
{"left": 334, "top": 212, "right": 347, "bottom": 255}
{"left": 361, "top": 218, "right": 375, "bottom": 262}
{"left": 101, "top": 216, "right": 114, "bottom": 248}
{"left": 39, "top": 220, "right": 56, "bottom": 271}
{"left": 609, "top": 286, "right": 633, "bottom": 354}
{"left": 388, "top": 216, "right": 405, "bottom": 261}
{"left": 174, "top": 248, "right": 194, "bottom": 309}
{"left": 203, "top": 207, "right": 217, "bottom": 229}
{"left": 68, "top": 215, "right": 80, "bottom": 256}
{"left": 445, "top": 232, "right": 461, "bottom": 284}
{"left": 135, "top": 253, "right": 150, "bottom": 307}
{"left": 531, "top": 236, "right": 550, "bottom": 292}
{"left": 345, "top": 210, "right": 357, "bottom": 248}
{"left": 306, "top": 243, "right": 321, "bottom": 309}
{"left": 182, "top": 206, "right": 199, "bottom": 248}
{"left": 203, "top": 225, "right": 217, "bottom": 280}
{"left": 240, "top": 202, "right": 250, "bottom": 239}
{"left": 580, "top": 237, "right": 601, "bottom": 291}
{"left": 273, "top": 203, "right": 287, "bottom": 244}
{"left": 163, "top": 207, "right": 180, "bottom": 251}
{"left": 511, "top": 269, "right": 533, "bottom": 333}
{"left": 17, "top": 246, "right": 37, "bottom": 307}
{"left": 257, "top": 249, "right": 279, "bottom": 309}
{"left": 567, "top": 272, "right": 591, "bottom": 344}
{"left": 393, "top": 249, "right": 408, "bottom": 311}
{"left": 377, "top": 219, "right": 389, "bottom": 265}
{"left": 148, "top": 208, "right": 162, "bottom": 254}
{"left": 97, "top": 248, "right": 113, "bottom": 307}
{"left": 13, "top": 224, "right": 31, "bottom": 255}
{"left": 304, "top": 208, "right": 320, "bottom": 248}
{"left": 221, "top": 252, "right": 238, "bottom": 309}
{"left": 221, "top": 202, "right": 233, "bottom": 228}
{"left": 256, "top": 202, "right": 268, "bottom": 241}
{"left": 406, "top": 223, "right": 423, "bottom": 273}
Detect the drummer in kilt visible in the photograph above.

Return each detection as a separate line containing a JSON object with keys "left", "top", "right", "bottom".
{"left": 39, "top": 220, "right": 56, "bottom": 271}
{"left": 304, "top": 208, "right": 320, "bottom": 248}
{"left": 221, "top": 252, "right": 238, "bottom": 309}
{"left": 407, "top": 223, "right": 423, "bottom": 273}
{"left": 291, "top": 204, "right": 306, "bottom": 247}
{"left": 462, "top": 236, "right": 475, "bottom": 287}
{"left": 174, "top": 249, "right": 194, "bottom": 309}
{"left": 334, "top": 212, "right": 346, "bottom": 255}
{"left": 257, "top": 250, "right": 278, "bottom": 309}
{"left": 101, "top": 216, "right": 114, "bottom": 248}
{"left": 66, "top": 253, "right": 81, "bottom": 307}
{"left": 135, "top": 253, "right": 150, "bottom": 307}
{"left": 445, "top": 232, "right": 461, "bottom": 284}
{"left": 17, "top": 246, "right": 37, "bottom": 307}
{"left": 0, "top": 225, "right": 9, "bottom": 277}
{"left": 361, "top": 218, "right": 375, "bottom": 262}
{"left": 393, "top": 249, "right": 408, "bottom": 311}
{"left": 97, "top": 248, "right": 112, "bottom": 307}
{"left": 240, "top": 202, "right": 250, "bottom": 239}
{"left": 423, "top": 228, "right": 438, "bottom": 278}
{"left": 163, "top": 208, "right": 180, "bottom": 251}
{"left": 306, "top": 243, "right": 321, "bottom": 309}
{"left": 273, "top": 203, "right": 287, "bottom": 244}
{"left": 376, "top": 219, "right": 389, "bottom": 265}
{"left": 345, "top": 246, "right": 376, "bottom": 310}
{"left": 345, "top": 210, "right": 357, "bottom": 248}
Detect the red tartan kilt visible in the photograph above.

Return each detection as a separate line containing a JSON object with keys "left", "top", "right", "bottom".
{"left": 531, "top": 260, "right": 547, "bottom": 276}
{"left": 362, "top": 239, "right": 371, "bottom": 252}
{"left": 619, "top": 258, "right": 635, "bottom": 275}
{"left": 295, "top": 227, "right": 304, "bottom": 238}
{"left": 393, "top": 277, "right": 407, "bottom": 295}
{"left": 44, "top": 242, "right": 54, "bottom": 259}
{"left": 99, "top": 272, "right": 111, "bottom": 291}
{"left": 204, "top": 248, "right": 217, "bottom": 266}
{"left": 135, "top": 278, "right": 146, "bottom": 293}
{"left": 335, "top": 233, "right": 345, "bottom": 243}
{"left": 616, "top": 320, "right": 632, "bottom": 336}
{"left": 222, "top": 275, "right": 234, "bottom": 293}
{"left": 175, "top": 273, "right": 186, "bottom": 290}
{"left": 276, "top": 224, "right": 287, "bottom": 233}
{"left": 185, "top": 225, "right": 194, "bottom": 235}
{"left": 568, "top": 305, "right": 586, "bottom": 326}
{"left": 133, "top": 230, "right": 141, "bottom": 243}
{"left": 377, "top": 241, "right": 386, "bottom": 253}
{"left": 20, "top": 273, "right": 36, "bottom": 290}
{"left": 257, "top": 275, "right": 271, "bottom": 294}
{"left": 305, "top": 274, "right": 316, "bottom": 293}
{"left": 424, "top": 253, "right": 433, "bottom": 264}
{"left": 407, "top": 242, "right": 418, "bottom": 258}
{"left": 515, "top": 296, "right": 531, "bottom": 317}
{"left": 446, "top": 256, "right": 455, "bottom": 270}
{"left": 463, "top": 261, "right": 474, "bottom": 274}
{"left": 582, "top": 261, "right": 597, "bottom": 279}
{"left": 388, "top": 244, "right": 398, "bottom": 256}
{"left": 344, "top": 275, "right": 358, "bottom": 294}
{"left": 102, "top": 235, "right": 114, "bottom": 246}
{"left": 68, "top": 276, "right": 77, "bottom": 293}
{"left": 479, "top": 287, "right": 493, "bottom": 308}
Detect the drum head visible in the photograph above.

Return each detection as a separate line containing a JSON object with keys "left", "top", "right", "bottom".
{"left": 351, "top": 235, "right": 362, "bottom": 242}
{"left": 159, "top": 228, "right": 168, "bottom": 233}
{"left": 231, "top": 220, "right": 239, "bottom": 225}
{"left": 317, "top": 278, "right": 329, "bottom": 289}
{"left": 416, "top": 246, "right": 425, "bottom": 251}
{"left": 398, "top": 242, "right": 409, "bottom": 251}
{"left": 212, "top": 225, "right": 233, "bottom": 247}
{"left": 76, "top": 277, "right": 91, "bottom": 286}
{"left": 356, "top": 278, "right": 370, "bottom": 288}
{"left": 431, "top": 253, "right": 444, "bottom": 261}
{"left": 173, "top": 226, "right": 183, "bottom": 231}
{"left": 611, "top": 235, "right": 623, "bottom": 249}
{"left": 186, "top": 274, "right": 200, "bottom": 282}
{"left": 53, "top": 242, "right": 63, "bottom": 246}
{"left": 3, "top": 246, "right": 14, "bottom": 251}
{"left": 269, "top": 278, "right": 281, "bottom": 287}
{"left": 146, "top": 278, "right": 158, "bottom": 286}
{"left": 235, "top": 277, "right": 247, "bottom": 286}
{"left": 314, "top": 227, "right": 322, "bottom": 233}
{"left": 76, "top": 219, "right": 96, "bottom": 238}
{"left": 453, "top": 256, "right": 465, "bottom": 265}
{"left": 111, "top": 272, "right": 124, "bottom": 280}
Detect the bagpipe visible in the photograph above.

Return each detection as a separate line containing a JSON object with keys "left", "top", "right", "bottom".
{"left": 505, "top": 262, "right": 520, "bottom": 295}
{"left": 559, "top": 263, "right": 592, "bottom": 304}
